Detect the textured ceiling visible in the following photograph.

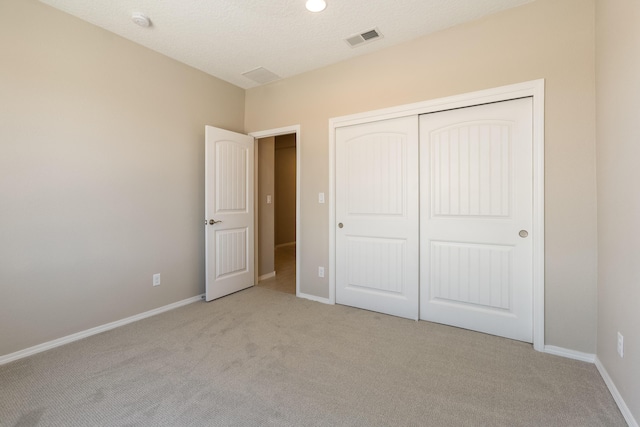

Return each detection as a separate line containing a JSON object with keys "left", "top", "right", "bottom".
{"left": 39, "top": 0, "right": 533, "bottom": 89}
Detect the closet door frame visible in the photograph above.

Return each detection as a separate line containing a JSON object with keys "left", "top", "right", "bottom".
{"left": 328, "top": 79, "right": 545, "bottom": 351}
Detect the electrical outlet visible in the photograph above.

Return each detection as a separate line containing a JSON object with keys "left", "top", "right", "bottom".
{"left": 617, "top": 332, "right": 624, "bottom": 358}
{"left": 153, "top": 273, "right": 161, "bottom": 287}
{"left": 318, "top": 266, "right": 325, "bottom": 278}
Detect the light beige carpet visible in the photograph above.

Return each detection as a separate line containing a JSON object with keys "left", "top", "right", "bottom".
{"left": 0, "top": 287, "right": 625, "bottom": 426}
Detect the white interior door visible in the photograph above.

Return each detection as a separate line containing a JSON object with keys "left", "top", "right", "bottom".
{"left": 335, "top": 116, "right": 419, "bottom": 320}
{"left": 205, "top": 126, "right": 254, "bottom": 301}
{"left": 419, "top": 98, "right": 533, "bottom": 342}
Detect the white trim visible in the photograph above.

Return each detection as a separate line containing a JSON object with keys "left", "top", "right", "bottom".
{"left": 543, "top": 344, "right": 640, "bottom": 426}
{"left": 0, "top": 294, "right": 204, "bottom": 366}
{"left": 258, "top": 271, "right": 276, "bottom": 281}
{"left": 298, "top": 292, "right": 332, "bottom": 305}
{"left": 543, "top": 345, "right": 596, "bottom": 363}
{"left": 330, "top": 80, "right": 545, "bottom": 128}
{"left": 328, "top": 79, "right": 545, "bottom": 350}
{"left": 531, "top": 346, "right": 640, "bottom": 426}
{"left": 250, "top": 125, "right": 301, "bottom": 139}
{"left": 595, "top": 357, "right": 639, "bottom": 427}
{"left": 328, "top": 120, "right": 336, "bottom": 304}
{"left": 531, "top": 81, "right": 545, "bottom": 352}
{"left": 249, "top": 125, "right": 302, "bottom": 298}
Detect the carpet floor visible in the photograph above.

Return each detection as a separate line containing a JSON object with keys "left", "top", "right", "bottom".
{"left": 0, "top": 287, "right": 625, "bottom": 426}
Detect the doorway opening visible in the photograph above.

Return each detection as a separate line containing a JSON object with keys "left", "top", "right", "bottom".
{"left": 250, "top": 126, "right": 300, "bottom": 296}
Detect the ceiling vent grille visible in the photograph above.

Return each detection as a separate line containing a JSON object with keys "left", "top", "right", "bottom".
{"left": 345, "top": 28, "right": 383, "bottom": 48}
{"left": 241, "top": 67, "right": 281, "bottom": 85}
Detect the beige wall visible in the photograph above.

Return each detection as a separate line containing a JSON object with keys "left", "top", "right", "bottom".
{"left": 0, "top": 0, "right": 245, "bottom": 356}
{"left": 258, "top": 137, "right": 275, "bottom": 276}
{"left": 595, "top": 0, "right": 640, "bottom": 420}
{"left": 275, "top": 135, "right": 297, "bottom": 246}
{"left": 246, "top": 0, "right": 598, "bottom": 353}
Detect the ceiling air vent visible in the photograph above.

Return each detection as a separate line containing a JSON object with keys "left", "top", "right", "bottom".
{"left": 242, "top": 67, "right": 281, "bottom": 85}
{"left": 345, "top": 28, "right": 383, "bottom": 48}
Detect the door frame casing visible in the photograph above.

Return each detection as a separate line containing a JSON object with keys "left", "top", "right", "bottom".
{"left": 249, "top": 125, "right": 302, "bottom": 297}
{"left": 328, "top": 79, "right": 545, "bottom": 351}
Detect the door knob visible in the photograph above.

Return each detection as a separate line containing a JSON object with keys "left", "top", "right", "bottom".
{"left": 338, "top": 223, "right": 343, "bottom": 228}
{"left": 209, "top": 219, "right": 222, "bottom": 225}
{"left": 519, "top": 230, "right": 528, "bottom": 238}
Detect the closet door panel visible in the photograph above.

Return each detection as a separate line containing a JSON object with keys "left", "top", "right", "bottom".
{"left": 336, "top": 116, "right": 419, "bottom": 320}
{"left": 420, "top": 98, "right": 533, "bottom": 342}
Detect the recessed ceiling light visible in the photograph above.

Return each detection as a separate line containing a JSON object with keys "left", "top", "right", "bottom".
{"left": 131, "top": 13, "right": 151, "bottom": 28}
{"left": 305, "top": 0, "right": 327, "bottom": 12}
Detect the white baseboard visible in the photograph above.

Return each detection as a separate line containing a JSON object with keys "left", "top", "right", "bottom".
{"left": 258, "top": 271, "right": 276, "bottom": 281}
{"left": 0, "top": 294, "right": 204, "bottom": 366}
{"left": 544, "top": 346, "right": 637, "bottom": 426}
{"left": 595, "top": 356, "right": 639, "bottom": 427}
{"left": 298, "top": 292, "right": 332, "bottom": 305}
{"left": 543, "top": 345, "right": 596, "bottom": 363}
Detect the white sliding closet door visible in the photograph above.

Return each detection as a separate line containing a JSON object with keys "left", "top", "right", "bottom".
{"left": 419, "top": 98, "right": 533, "bottom": 342}
{"left": 336, "top": 116, "right": 419, "bottom": 320}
